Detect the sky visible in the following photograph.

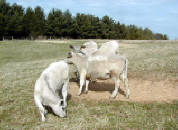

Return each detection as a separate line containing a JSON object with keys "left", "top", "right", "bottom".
{"left": 7, "top": 0, "right": 178, "bottom": 39}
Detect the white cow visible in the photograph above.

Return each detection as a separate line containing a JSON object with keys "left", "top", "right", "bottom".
{"left": 71, "top": 40, "right": 119, "bottom": 57}
{"left": 70, "top": 40, "right": 119, "bottom": 79}
{"left": 69, "top": 41, "right": 98, "bottom": 79}
{"left": 90, "top": 40, "right": 119, "bottom": 56}
{"left": 80, "top": 41, "right": 98, "bottom": 56}
{"left": 34, "top": 61, "right": 69, "bottom": 121}
{"left": 67, "top": 52, "right": 129, "bottom": 99}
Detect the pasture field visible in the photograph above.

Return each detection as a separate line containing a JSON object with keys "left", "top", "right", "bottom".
{"left": 0, "top": 40, "right": 177, "bottom": 129}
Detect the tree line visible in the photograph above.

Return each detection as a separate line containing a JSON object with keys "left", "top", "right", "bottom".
{"left": 0, "top": 0, "right": 168, "bottom": 40}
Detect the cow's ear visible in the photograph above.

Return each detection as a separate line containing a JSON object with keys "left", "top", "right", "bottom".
{"left": 67, "top": 52, "right": 72, "bottom": 58}
{"left": 69, "top": 45, "right": 74, "bottom": 49}
{"left": 80, "top": 45, "right": 86, "bottom": 49}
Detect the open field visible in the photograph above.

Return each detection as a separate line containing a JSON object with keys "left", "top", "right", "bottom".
{"left": 0, "top": 40, "right": 178, "bottom": 129}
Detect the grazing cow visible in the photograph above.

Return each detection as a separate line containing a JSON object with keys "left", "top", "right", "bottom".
{"left": 34, "top": 61, "right": 69, "bottom": 121}
{"left": 67, "top": 52, "right": 129, "bottom": 99}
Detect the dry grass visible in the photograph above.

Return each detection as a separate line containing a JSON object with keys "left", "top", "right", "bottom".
{"left": 0, "top": 40, "right": 177, "bottom": 129}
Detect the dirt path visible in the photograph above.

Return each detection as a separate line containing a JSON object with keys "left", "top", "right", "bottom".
{"left": 69, "top": 79, "right": 178, "bottom": 103}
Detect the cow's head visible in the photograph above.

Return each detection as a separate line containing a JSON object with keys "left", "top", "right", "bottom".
{"left": 69, "top": 45, "right": 86, "bottom": 55}
{"left": 69, "top": 45, "right": 81, "bottom": 52}
{"left": 53, "top": 99, "right": 66, "bottom": 118}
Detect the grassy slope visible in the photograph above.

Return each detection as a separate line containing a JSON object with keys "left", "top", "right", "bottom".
{"left": 0, "top": 40, "right": 177, "bottom": 129}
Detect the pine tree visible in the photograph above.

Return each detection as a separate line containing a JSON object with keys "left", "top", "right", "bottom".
{"left": 33, "top": 6, "right": 45, "bottom": 37}
{"left": 23, "top": 7, "right": 35, "bottom": 38}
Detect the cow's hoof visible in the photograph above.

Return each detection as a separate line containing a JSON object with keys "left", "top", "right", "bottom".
{"left": 41, "top": 117, "right": 45, "bottom": 122}
{"left": 77, "top": 92, "right": 81, "bottom": 96}
{"left": 44, "top": 110, "right": 48, "bottom": 115}
{"left": 110, "top": 95, "right": 117, "bottom": 99}
{"left": 84, "top": 91, "right": 88, "bottom": 94}
{"left": 126, "top": 95, "right": 129, "bottom": 99}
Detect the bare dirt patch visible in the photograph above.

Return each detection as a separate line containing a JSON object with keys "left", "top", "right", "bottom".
{"left": 69, "top": 79, "right": 178, "bottom": 103}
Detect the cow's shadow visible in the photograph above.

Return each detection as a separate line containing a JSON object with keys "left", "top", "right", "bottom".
{"left": 87, "top": 81, "right": 126, "bottom": 96}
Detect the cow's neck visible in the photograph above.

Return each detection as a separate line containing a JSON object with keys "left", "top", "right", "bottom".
{"left": 74, "top": 54, "right": 87, "bottom": 70}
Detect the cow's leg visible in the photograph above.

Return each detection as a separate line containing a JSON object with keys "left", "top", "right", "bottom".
{"left": 34, "top": 95, "right": 46, "bottom": 121}
{"left": 78, "top": 72, "right": 86, "bottom": 96}
{"left": 121, "top": 71, "right": 130, "bottom": 99}
{"left": 85, "top": 80, "right": 89, "bottom": 94}
{"left": 111, "top": 78, "right": 120, "bottom": 98}
{"left": 124, "top": 78, "right": 130, "bottom": 98}
{"left": 75, "top": 71, "right": 80, "bottom": 82}
{"left": 62, "top": 79, "right": 69, "bottom": 108}
{"left": 124, "top": 58, "right": 129, "bottom": 98}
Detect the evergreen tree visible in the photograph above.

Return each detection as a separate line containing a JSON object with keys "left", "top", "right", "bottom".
{"left": 163, "top": 34, "right": 168, "bottom": 40}
{"left": 143, "top": 28, "right": 154, "bottom": 40}
{"left": 154, "top": 33, "right": 165, "bottom": 40}
{"left": 61, "top": 10, "right": 73, "bottom": 38}
{"left": 119, "top": 24, "right": 127, "bottom": 39}
{"left": 45, "top": 9, "right": 64, "bottom": 38}
{"left": 75, "top": 13, "right": 92, "bottom": 39}
{"left": 7, "top": 3, "right": 24, "bottom": 38}
{"left": 100, "top": 15, "right": 115, "bottom": 39}
{"left": 0, "top": 13, "right": 3, "bottom": 40}
{"left": 33, "top": 6, "right": 45, "bottom": 37}
{"left": 23, "top": 7, "right": 35, "bottom": 38}
{"left": 0, "top": 0, "right": 11, "bottom": 37}
{"left": 88, "top": 15, "right": 100, "bottom": 38}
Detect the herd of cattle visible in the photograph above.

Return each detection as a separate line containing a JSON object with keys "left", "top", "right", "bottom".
{"left": 34, "top": 40, "right": 129, "bottom": 121}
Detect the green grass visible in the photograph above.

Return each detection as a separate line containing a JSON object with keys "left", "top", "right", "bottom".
{"left": 120, "top": 41, "right": 178, "bottom": 80}
{"left": 0, "top": 40, "right": 177, "bottom": 129}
